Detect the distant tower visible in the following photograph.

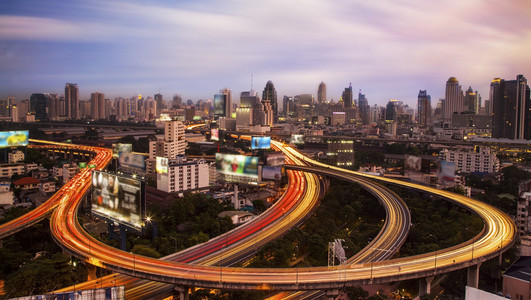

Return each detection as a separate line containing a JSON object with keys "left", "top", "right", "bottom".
{"left": 214, "top": 88, "right": 233, "bottom": 118}
{"left": 443, "top": 77, "right": 463, "bottom": 124}
{"left": 492, "top": 75, "right": 531, "bottom": 140}
{"left": 30, "top": 93, "right": 48, "bottom": 121}
{"left": 342, "top": 83, "right": 353, "bottom": 108}
{"left": 155, "top": 93, "right": 163, "bottom": 113}
{"left": 262, "top": 81, "right": 278, "bottom": 122}
{"left": 318, "top": 82, "right": 327, "bottom": 103}
{"left": 417, "top": 90, "right": 431, "bottom": 128}
{"left": 91, "top": 92, "right": 105, "bottom": 120}
{"left": 65, "top": 83, "right": 79, "bottom": 120}
{"left": 358, "top": 90, "right": 369, "bottom": 125}
{"left": 463, "top": 86, "right": 480, "bottom": 114}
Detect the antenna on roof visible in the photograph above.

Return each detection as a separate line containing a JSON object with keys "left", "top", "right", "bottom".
{"left": 251, "top": 73, "right": 253, "bottom": 91}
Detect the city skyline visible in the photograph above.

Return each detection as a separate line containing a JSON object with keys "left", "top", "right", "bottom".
{"left": 1, "top": 0, "right": 530, "bottom": 105}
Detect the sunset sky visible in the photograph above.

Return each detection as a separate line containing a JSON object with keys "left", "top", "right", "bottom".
{"left": 1, "top": 0, "right": 530, "bottom": 106}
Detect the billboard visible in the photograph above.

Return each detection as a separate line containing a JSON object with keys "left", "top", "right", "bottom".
{"left": 215, "top": 153, "right": 259, "bottom": 178}
{"left": 156, "top": 156, "right": 168, "bottom": 174}
{"left": 113, "top": 143, "right": 132, "bottom": 158}
{"left": 214, "top": 94, "right": 226, "bottom": 117}
{"left": 265, "top": 152, "right": 286, "bottom": 166}
{"left": 437, "top": 160, "right": 456, "bottom": 181}
{"left": 262, "top": 166, "right": 282, "bottom": 180}
{"left": 91, "top": 171, "right": 145, "bottom": 229}
{"left": 251, "top": 136, "right": 271, "bottom": 150}
{"left": 290, "top": 134, "right": 304, "bottom": 144}
{"left": 0, "top": 130, "right": 29, "bottom": 148}
{"left": 405, "top": 155, "right": 421, "bottom": 171}
{"left": 211, "top": 128, "right": 219, "bottom": 141}
{"left": 119, "top": 153, "right": 146, "bottom": 171}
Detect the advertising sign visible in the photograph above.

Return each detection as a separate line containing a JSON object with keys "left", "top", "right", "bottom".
{"left": 211, "top": 128, "right": 219, "bottom": 141}
{"left": 437, "top": 160, "right": 456, "bottom": 181}
{"left": 112, "top": 143, "right": 132, "bottom": 158}
{"left": 290, "top": 134, "right": 304, "bottom": 144}
{"left": 215, "top": 153, "right": 259, "bottom": 178}
{"left": 0, "top": 130, "right": 29, "bottom": 148}
{"left": 251, "top": 136, "right": 271, "bottom": 150}
{"left": 91, "top": 171, "right": 145, "bottom": 229}
{"left": 265, "top": 152, "right": 286, "bottom": 166}
{"left": 156, "top": 156, "right": 168, "bottom": 174}
{"left": 405, "top": 155, "right": 421, "bottom": 171}
{"left": 214, "top": 94, "right": 226, "bottom": 117}
{"left": 262, "top": 166, "right": 282, "bottom": 180}
{"left": 119, "top": 153, "right": 146, "bottom": 171}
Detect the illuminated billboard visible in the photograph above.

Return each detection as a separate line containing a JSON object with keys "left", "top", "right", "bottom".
{"left": 251, "top": 136, "right": 271, "bottom": 150}
{"left": 262, "top": 166, "right": 282, "bottom": 180}
{"left": 91, "top": 170, "right": 145, "bottom": 229}
{"left": 405, "top": 155, "right": 421, "bottom": 171}
{"left": 290, "top": 134, "right": 304, "bottom": 144}
{"left": 156, "top": 156, "right": 168, "bottom": 174}
{"left": 113, "top": 143, "right": 132, "bottom": 158}
{"left": 437, "top": 160, "right": 456, "bottom": 181}
{"left": 214, "top": 94, "right": 227, "bottom": 117}
{"left": 215, "top": 153, "right": 259, "bottom": 179}
{"left": 119, "top": 153, "right": 146, "bottom": 171}
{"left": 0, "top": 130, "right": 29, "bottom": 148}
{"left": 211, "top": 128, "right": 219, "bottom": 141}
{"left": 265, "top": 152, "right": 285, "bottom": 166}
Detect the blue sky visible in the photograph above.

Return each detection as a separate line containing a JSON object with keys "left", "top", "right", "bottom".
{"left": 1, "top": 0, "right": 530, "bottom": 106}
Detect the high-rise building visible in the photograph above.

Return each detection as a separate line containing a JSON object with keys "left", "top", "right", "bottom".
{"left": 155, "top": 93, "right": 163, "bottom": 113}
{"left": 30, "top": 93, "right": 48, "bottom": 121}
{"left": 492, "top": 75, "right": 531, "bottom": 140}
{"left": 157, "top": 156, "right": 211, "bottom": 194}
{"left": 262, "top": 81, "right": 277, "bottom": 122}
{"left": 214, "top": 88, "right": 232, "bottom": 119}
{"left": 443, "top": 77, "right": 463, "bottom": 124}
{"left": 283, "top": 96, "right": 294, "bottom": 118}
{"left": 342, "top": 83, "right": 353, "bottom": 108}
{"left": 65, "top": 83, "right": 79, "bottom": 120}
{"left": 172, "top": 94, "right": 182, "bottom": 109}
{"left": 417, "top": 90, "right": 432, "bottom": 128}
{"left": 0, "top": 97, "right": 14, "bottom": 117}
{"left": 385, "top": 99, "right": 397, "bottom": 122}
{"left": 463, "top": 86, "right": 481, "bottom": 114}
{"left": 90, "top": 92, "right": 105, "bottom": 120}
{"left": 240, "top": 90, "right": 261, "bottom": 125}
{"left": 358, "top": 91, "right": 369, "bottom": 125}
{"left": 317, "top": 82, "right": 327, "bottom": 103}
{"left": 149, "top": 120, "right": 187, "bottom": 160}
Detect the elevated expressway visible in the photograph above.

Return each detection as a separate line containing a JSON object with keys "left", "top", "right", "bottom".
{"left": 52, "top": 139, "right": 410, "bottom": 299}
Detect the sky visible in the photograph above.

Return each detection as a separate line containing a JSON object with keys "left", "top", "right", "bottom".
{"left": 1, "top": 0, "right": 531, "bottom": 107}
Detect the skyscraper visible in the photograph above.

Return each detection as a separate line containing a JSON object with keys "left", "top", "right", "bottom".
{"left": 65, "top": 83, "right": 79, "bottom": 120}
{"left": 358, "top": 90, "right": 369, "bottom": 125}
{"left": 214, "top": 88, "right": 232, "bottom": 118}
{"left": 317, "top": 82, "right": 326, "bottom": 103}
{"left": 91, "top": 92, "right": 105, "bottom": 120}
{"left": 30, "top": 93, "right": 47, "bottom": 121}
{"left": 342, "top": 83, "right": 353, "bottom": 108}
{"left": 262, "top": 81, "right": 277, "bottom": 122}
{"left": 155, "top": 93, "right": 163, "bottom": 113}
{"left": 463, "top": 87, "right": 481, "bottom": 114}
{"left": 417, "top": 90, "right": 431, "bottom": 128}
{"left": 443, "top": 77, "right": 463, "bottom": 124}
{"left": 492, "top": 75, "right": 531, "bottom": 140}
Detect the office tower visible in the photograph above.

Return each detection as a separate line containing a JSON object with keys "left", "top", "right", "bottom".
{"left": 417, "top": 90, "right": 432, "bottom": 128}
{"left": 318, "top": 82, "right": 327, "bottom": 103}
{"left": 240, "top": 90, "right": 262, "bottom": 125}
{"left": 90, "top": 92, "right": 105, "bottom": 120}
{"left": 385, "top": 99, "right": 397, "bottom": 122}
{"left": 283, "top": 96, "right": 294, "bottom": 118}
{"left": 11, "top": 105, "right": 18, "bottom": 122}
{"left": 443, "top": 77, "right": 463, "bottom": 124}
{"left": 149, "top": 120, "right": 187, "bottom": 160}
{"left": 30, "top": 93, "right": 49, "bottom": 121}
{"left": 262, "top": 81, "right": 277, "bottom": 122}
{"left": 214, "top": 88, "right": 232, "bottom": 118}
{"left": 464, "top": 87, "right": 481, "bottom": 114}
{"left": 154, "top": 93, "right": 163, "bottom": 113}
{"left": 342, "top": 83, "right": 353, "bottom": 108}
{"left": 172, "top": 94, "right": 182, "bottom": 108}
{"left": 0, "top": 97, "right": 14, "bottom": 117}
{"left": 46, "top": 94, "right": 59, "bottom": 120}
{"left": 358, "top": 91, "right": 369, "bottom": 125}
{"left": 492, "top": 75, "right": 531, "bottom": 140}
{"left": 64, "top": 83, "right": 79, "bottom": 120}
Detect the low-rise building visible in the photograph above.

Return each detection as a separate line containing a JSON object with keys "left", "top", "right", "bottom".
{"left": 439, "top": 146, "right": 499, "bottom": 174}
{"left": 39, "top": 181, "right": 56, "bottom": 194}
{"left": 0, "top": 163, "right": 25, "bottom": 178}
{"left": 218, "top": 211, "right": 254, "bottom": 225}
{"left": 13, "top": 177, "right": 40, "bottom": 190}
{"left": 8, "top": 150, "right": 24, "bottom": 163}
{"left": 0, "top": 182, "right": 14, "bottom": 206}
{"left": 53, "top": 163, "right": 79, "bottom": 183}
{"left": 156, "top": 156, "right": 211, "bottom": 195}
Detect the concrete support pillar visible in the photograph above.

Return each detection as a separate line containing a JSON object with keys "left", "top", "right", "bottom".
{"left": 86, "top": 263, "right": 97, "bottom": 281}
{"left": 325, "top": 289, "right": 340, "bottom": 300}
{"left": 418, "top": 276, "right": 434, "bottom": 297}
{"left": 467, "top": 263, "right": 482, "bottom": 288}
{"left": 174, "top": 286, "right": 189, "bottom": 300}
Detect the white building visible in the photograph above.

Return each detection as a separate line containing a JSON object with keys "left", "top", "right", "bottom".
{"left": 149, "top": 120, "right": 186, "bottom": 160}
{"left": 0, "top": 163, "right": 25, "bottom": 178}
{"left": 156, "top": 156, "right": 211, "bottom": 195}
{"left": 8, "top": 150, "right": 24, "bottom": 163}
{"left": 517, "top": 180, "right": 531, "bottom": 256}
{"left": 39, "top": 181, "right": 56, "bottom": 194}
{"left": 53, "top": 163, "right": 79, "bottom": 183}
{"left": 0, "top": 181, "right": 14, "bottom": 206}
{"left": 439, "top": 146, "right": 499, "bottom": 174}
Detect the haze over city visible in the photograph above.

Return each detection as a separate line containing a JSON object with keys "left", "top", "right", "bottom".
{"left": 1, "top": 0, "right": 531, "bottom": 105}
